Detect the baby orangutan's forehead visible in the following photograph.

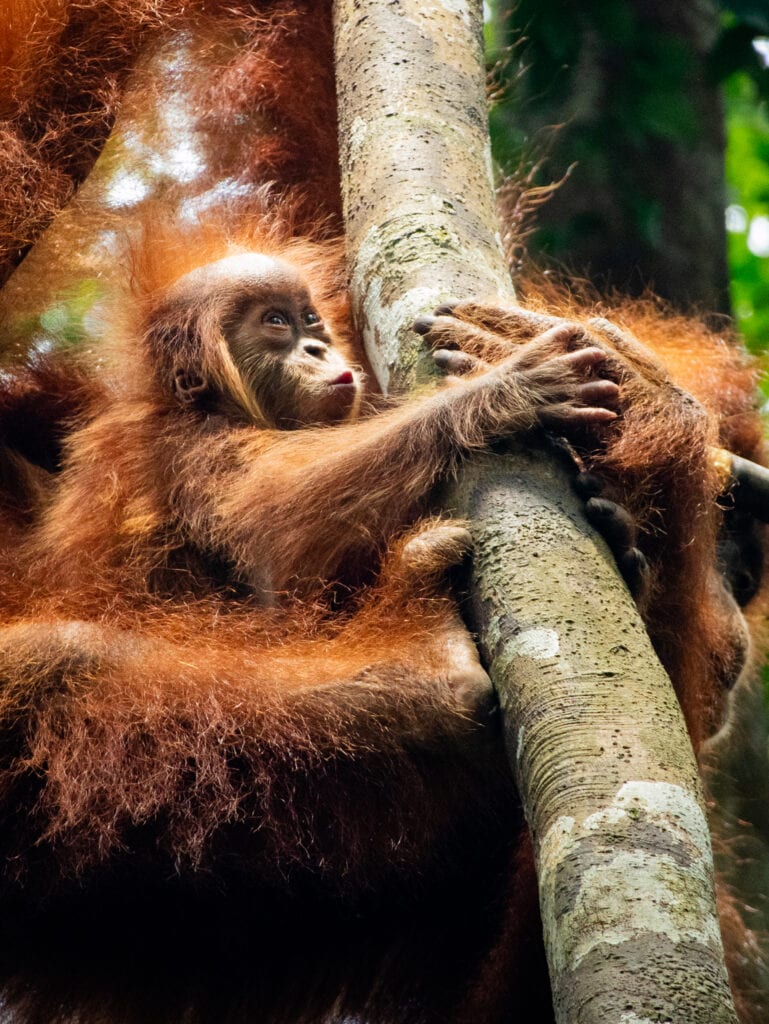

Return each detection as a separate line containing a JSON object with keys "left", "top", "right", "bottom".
{"left": 172, "top": 253, "right": 312, "bottom": 301}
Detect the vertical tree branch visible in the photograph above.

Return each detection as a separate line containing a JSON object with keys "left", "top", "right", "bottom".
{"left": 333, "top": 0, "right": 739, "bottom": 1020}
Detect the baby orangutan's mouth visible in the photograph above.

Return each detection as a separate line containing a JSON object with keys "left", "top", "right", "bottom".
{"left": 329, "top": 371, "right": 355, "bottom": 388}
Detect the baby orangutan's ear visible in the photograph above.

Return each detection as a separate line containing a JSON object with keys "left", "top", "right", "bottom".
{"left": 173, "top": 367, "right": 210, "bottom": 407}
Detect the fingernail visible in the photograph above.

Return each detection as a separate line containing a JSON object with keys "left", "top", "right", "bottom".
{"left": 413, "top": 317, "right": 435, "bottom": 335}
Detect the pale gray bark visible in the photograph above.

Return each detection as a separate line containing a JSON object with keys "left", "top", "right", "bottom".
{"left": 332, "top": 0, "right": 739, "bottom": 1020}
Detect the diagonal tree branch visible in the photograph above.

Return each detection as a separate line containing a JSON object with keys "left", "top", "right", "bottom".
{"left": 332, "top": 0, "right": 739, "bottom": 1020}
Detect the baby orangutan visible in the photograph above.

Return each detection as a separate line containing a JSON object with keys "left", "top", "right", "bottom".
{"left": 29, "top": 251, "right": 618, "bottom": 601}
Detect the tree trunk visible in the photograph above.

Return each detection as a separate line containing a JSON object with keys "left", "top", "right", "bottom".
{"left": 332, "top": 1, "right": 739, "bottom": 1020}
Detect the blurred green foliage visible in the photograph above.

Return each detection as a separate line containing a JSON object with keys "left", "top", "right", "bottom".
{"left": 10, "top": 278, "right": 103, "bottom": 355}
{"left": 722, "top": 16, "right": 769, "bottom": 353}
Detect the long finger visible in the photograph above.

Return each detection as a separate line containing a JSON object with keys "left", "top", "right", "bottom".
{"left": 573, "top": 379, "right": 621, "bottom": 407}
{"left": 587, "top": 317, "right": 669, "bottom": 384}
{"left": 432, "top": 349, "right": 487, "bottom": 375}
{"left": 436, "top": 299, "right": 564, "bottom": 339}
{"left": 551, "top": 344, "right": 612, "bottom": 372}
{"left": 414, "top": 315, "right": 521, "bottom": 362}
{"left": 585, "top": 497, "right": 638, "bottom": 548}
{"left": 540, "top": 404, "right": 618, "bottom": 428}
{"left": 512, "top": 323, "right": 592, "bottom": 368}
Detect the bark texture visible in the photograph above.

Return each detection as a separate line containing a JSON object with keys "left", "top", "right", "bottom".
{"left": 333, "top": 0, "right": 739, "bottom": 1020}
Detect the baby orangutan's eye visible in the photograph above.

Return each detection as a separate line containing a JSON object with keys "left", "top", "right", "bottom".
{"left": 263, "top": 311, "right": 289, "bottom": 327}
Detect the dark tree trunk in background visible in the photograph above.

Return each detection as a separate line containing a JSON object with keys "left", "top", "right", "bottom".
{"left": 493, "top": 0, "right": 730, "bottom": 312}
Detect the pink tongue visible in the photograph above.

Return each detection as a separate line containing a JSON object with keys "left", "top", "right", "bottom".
{"left": 332, "top": 371, "right": 354, "bottom": 385}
